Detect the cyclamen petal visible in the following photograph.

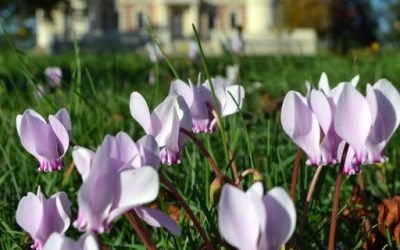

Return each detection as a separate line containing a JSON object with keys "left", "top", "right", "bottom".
{"left": 72, "top": 146, "right": 96, "bottom": 181}
{"left": 42, "top": 232, "right": 99, "bottom": 250}
{"left": 44, "top": 67, "right": 62, "bottom": 88}
{"left": 309, "top": 89, "right": 341, "bottom": 164}
{"left": 135, "top": 206, "right": 181, "bottom": 236}
{"left": 54, "top": 108, "right": 72, "bottom": 138}
{"left": 218, "top": 183, "right": 296, "bottom": 250}
{"left": 16, "top": 187, "right": 71, "bottom": 250}
{"left": 318, "top": 72, "right": 330, "bottom": 94}
{"left": 281, "top": 91, "right": 321, "bottom": 164}
{"left": 106, "top": 167, "right": 159, "bottom": 223}
{"left": 17, "top": 108, "right": 71, "bottom": 171}
{"left": 218, "top": 184, "right": 262, "bottom": 250}
{"left": 365, "top": 80, "right": 400, "bottom": 163}
{"left": 130, "top": 92, "right": 192, "bottom": 165}
{"left": 130, "top": 92, "right": 152, "bottom": 134}
{"left": 262, "top": 187, "right": 296, "bottom": 250}
{"left": 222, "top": 85, "right": 245, "bottom": 116}
{"left": 74, "top": 135, "right": 160, "bottom": 233}
{"left": 170, "top": 76, "right": 244, "bottom": 133}
{"left": 170, "top": 79, "right": 214, "bottom": 133}
{"left": 334, "top": 83, "right": 371, "bottom": 162}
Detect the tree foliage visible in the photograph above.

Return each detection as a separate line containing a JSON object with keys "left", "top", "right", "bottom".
{"left": 0, "top": 0, "right": 72, "bottom": 20}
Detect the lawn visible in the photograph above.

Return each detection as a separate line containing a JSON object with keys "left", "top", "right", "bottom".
{"left": 2, "top": 48, "right": 400, "bottom": 249}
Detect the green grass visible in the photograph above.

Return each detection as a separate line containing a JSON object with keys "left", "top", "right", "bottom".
{"left": 2, "top": 49, "right": 400, "bottom": 249}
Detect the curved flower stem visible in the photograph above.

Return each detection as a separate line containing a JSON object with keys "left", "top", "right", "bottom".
{"left": 300, "top": 164, "right": 324, "bottom": 235}
{"left": 212, "top": 110, "right": 240, "bottom": 186}
{"left": 290, "top": 147, "right": 303, "bottom": 200}
{"left": 124, "top": 210, "right": 156, "bottom": 250}
{"left": 180, "top": 127, "right": 223, "bottom": 179}
{"left": 160, "top": 172, "right": 214, "bottom": 250}
{"left": 328, "top": 143, "right": 349, "bottom": 250}
{"left": 240, "top": 168, "right": 262, "bottom": 180}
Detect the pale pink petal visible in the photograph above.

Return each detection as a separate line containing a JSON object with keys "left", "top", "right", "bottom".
{"left": 135, "top": 206, "right": 181, "bottom": 236}
{"left": 115, "top": 132, "right": 138, "bottom": 168}
{"left": 42, "top": 233, "right": 76, "bottom": 250}
{"left": 281, "top": 91, "right": 321, "bottom": 164}
{"left": 49, "top": 115, "right": 70, "bottom": 156}
{"left": 19, "top": 111, "right": 59, "bottom": 161}
{"left": 16, "top": 192, "right": 43, "bottom": 237}
{"left": 309, "top": 89, "right": 331, "bottom": 134}
{"left": 170, "top": 80, "right": 194, "bottom": 106}
{"left": 263, "top": 187, "right": 296, "bottom": 250}
{"left": 72, "top": 146, "right": 95, "bottom": 181}
{"left": 365, "top": 80, "right": 400, "bottom": 162}
{"left": 334, "top": 84, "right": 371, "bottom": 161}
{"left": 151, "top": 95, "right": 178, "bottom": 146}
{"left": 107, "top": 167, "right": 159, "bottom": 223}
{"left": 318, "top": 72, "right": 330, "bottom": 94}
{"left": 130, "top": 92, "right": 152, "bottom": 134}
{"left": 350, "top": 75, "right": 360, "bottom": 87}
{"left": 222, "top": 85, "right": 245, "bottom": 116}
{"left": 218, "top": 184, "right": 261, "bottom": 250}
{"left": 54, "top": 108, "right": 72, "bottom": 138}
{"left": 136, "top": 135, "right": 160, "bottom": 169}
{"left": 80, "top": 233, "right": 100, "bottom": 250}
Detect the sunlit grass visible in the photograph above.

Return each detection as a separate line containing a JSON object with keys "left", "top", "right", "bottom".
{"left": 1, "top": 49, "right": 400, "bottom": 249}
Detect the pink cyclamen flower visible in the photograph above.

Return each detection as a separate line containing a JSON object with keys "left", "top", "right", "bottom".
{"left": 281, "top": 74, "right": 360, "bottom": 166}
{"left": 73, "top": 133, "right": 180, "bottom": 235}
{"left": 335, "top": 80, "right": 400, "bottom": 174}
{"left": 170, "top": 76, "right": 245, "bottom": 133}
{"left": 218, "top": 182, "right": 296, "bottom": 250}
{"left": 282, "top": 74, "right": 400, "bottom": 174}
{"left": 130, "top": 92, "right": 192, "bottom": 165}
{"left": 45, "top": 67, "right": 62, "bottom": 88}
{"left": 16, "top": 187, "right": 71, "bottom": 250}
{"left": 73, "top": 134, "right": 159, "bottom": 233}
{"left": 16, "top": 108, "right": 71, "bottom": 171}
{"left": 43, "top": 232, "right": 99, "bottom": 250}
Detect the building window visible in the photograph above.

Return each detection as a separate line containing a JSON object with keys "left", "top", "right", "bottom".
{"left": 208, "top": 13, "right": 216, "bottom": 29}
{"left": 171, "top": 10, "right": 183, "bottom": 39}
{"left": 230, "top": 12, "right": 236, "bottom": 28}
{"left": 137, "top": 11, "right": 144, "bottom": 28}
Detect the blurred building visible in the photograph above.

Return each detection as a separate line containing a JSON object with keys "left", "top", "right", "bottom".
{"left": 36, "top": 0, "right": 317, "bottom": 55}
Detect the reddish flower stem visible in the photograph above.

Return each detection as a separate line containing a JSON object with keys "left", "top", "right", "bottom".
{"left": 328, "top": 143, "right": 349, "bottom": 250}
{"left": 159, "top": 172, "right": 214, "bottom": 250}
{"left": 124, "top": 210, "right": 156, "bottom": 250}
{"left": 290, "top": 147, "right": 303, "bottom": 200}
{"left": 357, "top": 173, "right": 372, "bottom": 248}
{"left": 300, "top": 164, "right": 324, "bottom": 235}
{"left": 180, "top": 127, "right": 223, "bottom": 179}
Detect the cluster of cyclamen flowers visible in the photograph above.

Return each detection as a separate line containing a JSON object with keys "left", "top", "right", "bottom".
{"left": 281, "top": 73, "right": 400, "bottom": 174}
{"left": 15, "top": 73, "right": 297, "bottom": 250}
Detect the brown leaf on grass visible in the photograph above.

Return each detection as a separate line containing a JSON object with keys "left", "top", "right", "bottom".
{"left": 343, "top": 184, "right": 366, "bottom": 222}
{"left": 167, "top": 204, "right": 181, "bottom": 223}
{"left": 259, "top": 91, "right": 283, "bottom": 116}
{"left": 111, "top": 113, "right": 124, "bottom": 122}
{"left": 378, "top": 195, "right": 400, "bottom": 246}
